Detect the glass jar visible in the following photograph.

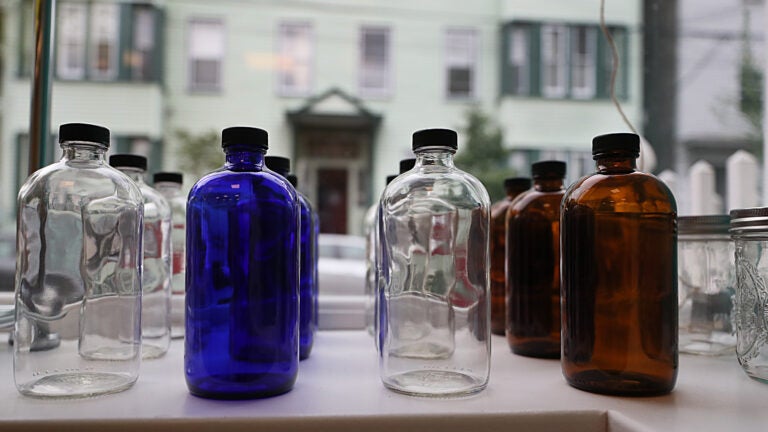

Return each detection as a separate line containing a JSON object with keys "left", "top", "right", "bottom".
{"left": 14, "top": 123, "right": 143, "bottom": 398}
{"left": 490, "top": 177, "right": 530, "bottom": 336}
{"left": 730, "top": 207, "right": 768, "bottom": 382}
{"left": 506, "top": 163, "right": 565, "bottom": 358}
{"left": 561, "top": 132, "right": 677, "bottom": 396}
{"left": 186, "top": 127, "right": 299, "bottom": 399}
{"left": 111, "top": 154, "right": 172, "bottom": 359}
{"left": 365, "top": 174, "right": 397, "bottom": 336}
{"left": 153, "top": 172, "right": 187, "bottom": 339}
{"left": 378, "top": 128, "right": 490, "bottom": 397}
{"left": 678, "top": 215, "right": 735, "bottom": 356}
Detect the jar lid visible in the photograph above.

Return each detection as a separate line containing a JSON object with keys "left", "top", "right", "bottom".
{"left": 264, "top": 156, "right": 291, "bottom": 176}
{"left": 592, "top": 133, "right": 640, "bottom": 159}
{"left": 531, "top": 161, "right": 566, "bottom": 178}
{"left": 399, "top": 158, "right": 416, "bottom": 174}
{"left": 222, "top": 126, "right": 268, "bottom": 150}
{"left": 730, "top": 207, "right": 768, "bottom": 233}
{"left": 412, "top": 128, "right": 458, "bottom": 152}
{"left": 59, "top": 123, "right": 110, "bottom": 147}
{"left": 153, "top": 172, "right": 182, "bottom": 184}
{"left": 109, "top": 154, "right": 147, "bottom": 171}
{"left": 678, "top": 215, "right": 730, "bottom": 234}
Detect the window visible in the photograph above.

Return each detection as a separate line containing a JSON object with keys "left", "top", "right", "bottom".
{"left": 277, "top": 22, "right": 313, "bottom": 96}
{"left": 541, "top": 24, "right": 567, "bottom": 98}
{"left": 188, "top": 19, "right": 224, "bottom": 92}
{"left": 508, "top": 26, "right": 530, "bottom": 95}
{"left": 89, "top": 3, "right": 119, "bottom": 80}
{"left": 601, "top": 26, "right": 628, "bottom": 99}
{"left": 131, "top": 6, "right": 157, "bottom": 81}
{"left": 445, "top": 28, "right": 478, "bottom": 99}
{"left": 56, "top": 2, "right": 87, "bottom": 80}
{"left": 359, "top": 26, "right": 391, "bottom": 97}
{"left": 570, "top": 26, "right": 596, "bottom": 99}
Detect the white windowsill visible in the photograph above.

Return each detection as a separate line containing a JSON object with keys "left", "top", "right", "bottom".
{"left": 0, "top": 327, "right": 764, "bottom": 431}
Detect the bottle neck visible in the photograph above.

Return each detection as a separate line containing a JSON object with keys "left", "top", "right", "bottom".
{"left": 414, "top": 148, "right": 455, "bottom": 169}
{"left": 155, "top": 183, "right": 181, "bottom": 194}
{"left": 595, "top": 154, "right": 637, "bottom": 174}
{"left": 533, "top": 177, "right": 564, "bottom": 192}
{"left": 61, "top": 142, "right": 108, "bottom": 163}
{"left": 118, "top": 167, "right": 147, "bottom": 184}
{"left": 225, "top": 147, "right": 266, "bottom": 170}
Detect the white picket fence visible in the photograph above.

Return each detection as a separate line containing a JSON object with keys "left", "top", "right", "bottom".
{"left": 657, "top": 150, "right": 762, "bottom": 216}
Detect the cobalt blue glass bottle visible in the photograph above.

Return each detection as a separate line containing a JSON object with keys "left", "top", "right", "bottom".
{"left": 185, "top": 127, "right": 299, "bottom": 399}
{"left": 266, "top": 157, "right": 315, "bottom": 360}
{"left": 288, "top": 174, "right": 320, "bottom": 341}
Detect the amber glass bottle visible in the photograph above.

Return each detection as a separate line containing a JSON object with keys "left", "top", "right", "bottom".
{"left": 506, "top": 162, "right": 566, "bottom": 358}
{"left": 490, "top": 177, "right": 532, "bottom": 335}
{"left": 561, "top": 133, "right": 677, "bottom": 396}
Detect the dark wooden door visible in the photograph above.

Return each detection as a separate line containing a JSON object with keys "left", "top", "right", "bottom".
{"left": 317, "top": 168, "right": 348, "bottom": 233}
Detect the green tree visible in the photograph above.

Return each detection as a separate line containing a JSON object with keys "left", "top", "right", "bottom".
{"left": 174, "top": 129, "right": 223, "bottom": 182}
{"left": 739, "top": 8, "right": 763, "bottom": 157}
{"left": 455, "top": 107, "right": 514, "bottom": 202}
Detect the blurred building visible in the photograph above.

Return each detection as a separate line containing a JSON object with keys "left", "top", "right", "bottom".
{"left": 0, "top": 0, "right": 643, "bottom": 234}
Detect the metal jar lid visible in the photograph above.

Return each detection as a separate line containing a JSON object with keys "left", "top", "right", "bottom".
{"left": 730, "top": 207, "right": 768, "bottom": 236}
{"left": 678, "top": 215, "right": 731, "bottom": 235}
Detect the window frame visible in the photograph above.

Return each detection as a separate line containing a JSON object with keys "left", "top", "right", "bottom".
{"left": 186, "top": 17, "right": 225, "bottom": 93}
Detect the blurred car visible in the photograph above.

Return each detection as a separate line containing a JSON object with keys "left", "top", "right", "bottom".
{"left": 317, "top": 233, "right": 366, "bottom": 296}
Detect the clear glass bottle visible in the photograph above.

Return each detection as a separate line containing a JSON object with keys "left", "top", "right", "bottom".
{"left": 111, "top": 155, "right": 172, "bottom": 359}
{"left": 14, "top": 123, "right": 143, "bottom": 398}
{"left": 730, "top": 208, "right": 768, "bottom": 382}
{"left": 561, "top": 132, "right": 677, "bottom": 396}
{"left": 678, "top": 215, "right": 735, "bottom": 356}
{"left": 186, "top": 127, "right": 299, "bottom": 399}
{"left": 153, "top": 172, "right": 187, "bottom": 339}
{"left": 490, "top": 177, "right": 531, "bottom": 336}
{"left": 365, "top": 174, "right": 397, "bottom": 336}
{"left": 378, "top": 128, "right": 491, "bottom": 397}
{"left": 506, "top": 163, "right": 565, "bottom": 358}
{"left": 265, "top": 156, "right": 314, "bottom": 360}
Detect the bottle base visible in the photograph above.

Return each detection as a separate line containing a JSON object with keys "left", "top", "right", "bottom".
{"left": 16, "top": 372, "right": 136, "bottom": 399}
{"left": 382, "top": 370, "right": 487, "bottom": 398}
{"left": 741, "top": 364, "right": 768, "bottom": 383}
{"left": 142, "top": 343, "right": 169, "bottom": 359}
{"left": 565, "top": 369, "right": 675, "bottom": 397}
{"left": 510, "top": 340, "right": 560, "bottom": 359}
{"left": 187, "top": 379, "right": 295, "bottom": 400}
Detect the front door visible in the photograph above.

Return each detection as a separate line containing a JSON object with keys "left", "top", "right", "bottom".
{"left": 316, "top": 168, "right": 348, "bottom": 234}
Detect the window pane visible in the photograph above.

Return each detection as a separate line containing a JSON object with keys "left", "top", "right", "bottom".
{"left": 278, "top": 22, "right": 313, "bottom": 95}
{"left": 57, "top": 2, "right": 87, "bottom": 79}
{"left": 509, "top": 26, "right": 529, "bottom": 94}
{"left": 541, "top": 24, "right": 566, "bottom": 98}
{"left": 89, "top": 3, "right": 119, "bottom": 80}
{"left": 132, "top": 7, "right": 156, "bottom": 81}
{"left": 445, "top": 28, "right": 477, "bottom": 98}
{"left": 188, "top": 19, "right": 224, "bottom": 91}
{"left": 359, "top": 27, "right": 390, "bottom": 95}
{"left": 571, "top": 26, "right": 596, "bottom": 99}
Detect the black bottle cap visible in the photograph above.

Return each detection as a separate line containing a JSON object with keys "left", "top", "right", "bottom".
{"left": 412, "top": 128, "right": 458, "bottom": 152}
{"left": 287, "top": 174, "right": 298, "bottom": 188}
{"left": 386, "top": 174, "right": 398, "bottom": 184}
{"left": 153, "top": 172, "right": 183, "bottom": 184}
{"left": 399, "top": 158, "right": 416, "bottom": 174}
{"left": 110, "top": 154, "right": 147, "bottom": 171}
{"left": 264, "top": 156, "right": 291, "bottom": 176}
{"left": 504, "top": 177, "right": 532, "bottom": 190}
{"left": 531, "top": 160, "right": 566, "bottom": 178}
{"left": 222, "top": 126, "right": 268, "bottom": 150}
{"left": 592, "top": 133, "right": 640, "bottom": 159}
{"left": 59, "top": 123, "right": 110, "bottom": 147}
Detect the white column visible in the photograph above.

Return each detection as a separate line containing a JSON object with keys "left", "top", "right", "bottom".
{"left": 727, "top": 150, "right": 760, "bottom": 211}
{"left": 689, "top": 160, "right": 718, "bottom": 215}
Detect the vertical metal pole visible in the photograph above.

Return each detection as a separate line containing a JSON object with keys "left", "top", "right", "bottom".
{"left": 28, "top": 0, "right": 56, "bottom": 175}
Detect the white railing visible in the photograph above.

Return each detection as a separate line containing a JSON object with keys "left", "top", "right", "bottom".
{"left": 658, "top": 150, "right": 762, "bottom": 216}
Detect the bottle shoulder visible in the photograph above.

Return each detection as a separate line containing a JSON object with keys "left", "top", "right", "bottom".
{"left": 507, "top": 188, "right": 565, "bottom": 220}
{"left": 381, "top": 168, "right": 491, "bottom": 210}
{"left": 188, "top": 168, "right": 297, "bottom": 206}
{"left": 563, "top": 171, "right": 676, "bottom": 213}
{"left": 140, "top": 184, "right": 172, "bottom": 219}
{"left": 18, "top": 160, "right": 143, "bottom": 205}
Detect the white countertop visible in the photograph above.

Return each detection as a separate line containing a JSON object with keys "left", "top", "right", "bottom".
{"left": 0, "top": 331, "right": 764, "bottom": 432}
